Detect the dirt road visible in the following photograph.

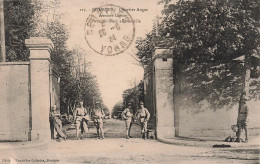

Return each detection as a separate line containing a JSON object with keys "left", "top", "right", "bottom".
{"left": 0, "top": 119, "right": 259, "bottom": 164}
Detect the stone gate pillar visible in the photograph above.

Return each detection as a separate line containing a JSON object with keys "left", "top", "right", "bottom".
{"left": 153, "top": 48, "right": 175, "bottom": 139}
{"left": 26, "top": 37, "right": 54, "bottom": 141}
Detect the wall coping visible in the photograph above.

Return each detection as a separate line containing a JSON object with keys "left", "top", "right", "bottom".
{"left": 25, "top": 37, "right": 54, "bottom": 54}
{"left": 154, "top": 48, "right": 173, "bottom": 59}
{"left": 0, "top": 62, "right": 30, "bottom": 65}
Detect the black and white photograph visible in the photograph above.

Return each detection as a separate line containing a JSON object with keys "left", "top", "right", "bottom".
{"left": 0, "top": 0, "right": 259, "bottom": 163}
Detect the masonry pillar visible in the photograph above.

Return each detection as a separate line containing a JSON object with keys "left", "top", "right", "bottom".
{"left": 26, "top": 37, "right": 54, "bottom": 141}
{"left": 153, "top": 48, "right": 175, "bottom": 139}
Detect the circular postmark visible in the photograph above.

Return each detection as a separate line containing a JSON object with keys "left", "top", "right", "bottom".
{"left": 84, "top": 4, "right": 135, "bottom": 56}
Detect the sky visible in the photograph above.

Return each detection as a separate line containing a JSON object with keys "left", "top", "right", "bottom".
{"left": 59, "top": 0, "right": 160, "bottom": 110}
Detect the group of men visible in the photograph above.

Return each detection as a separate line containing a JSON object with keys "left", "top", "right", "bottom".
{"left": 73, "top": 101, "right": 105, "bottom": 140}
{"left": 121, "top": 102, "right": 150, "bottom": 139}
{"left": 50, "top": 101, "right": 150, "bottom": 141}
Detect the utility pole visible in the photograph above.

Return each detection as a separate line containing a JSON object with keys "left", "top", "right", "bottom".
{"left": 0, "top": 0, "right": 5, "bottom": 62}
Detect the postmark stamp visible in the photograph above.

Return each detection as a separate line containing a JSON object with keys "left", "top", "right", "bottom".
{"left": 84, "top": 4, "right": 135, "bottom": 56}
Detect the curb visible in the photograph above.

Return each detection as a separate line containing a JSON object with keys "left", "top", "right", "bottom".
{"left": 0, "top": 140, "right": 51, "bottom": 150}
{"left": 157, "top": 138, "right": 211, "bottom": 147}
{"left": 157, "top": 137, "right": 260, "bottom": 148}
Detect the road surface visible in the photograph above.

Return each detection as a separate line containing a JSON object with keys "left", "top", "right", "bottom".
{"left": 0, "top": 119, "right": 259, "bottom": 164}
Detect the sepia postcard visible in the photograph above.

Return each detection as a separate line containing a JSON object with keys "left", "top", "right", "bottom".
{"left": 0, "top": 0, "right": 259, "bottom": 163}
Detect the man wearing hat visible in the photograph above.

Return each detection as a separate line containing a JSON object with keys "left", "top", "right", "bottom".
{"left": 50, "top": 105, "right": 67, "bottom": 141}
{"left": 121, "top": 102, "right": 134, "bottom": 139}
{"left": 73, "top": 101, "right": 89, "bottom": 140}
{"left": 92, "top": 101, "right": 105, "bottom": 139}
{"left": 135, "top": 102, "right": 150, "bottom": 140}
{"left": 236, "top": 94, "right": 249, "bottom": 142}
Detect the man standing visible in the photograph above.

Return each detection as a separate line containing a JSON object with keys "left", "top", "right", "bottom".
{"left": 73, "top": 101, "right": 88, "bottom": 140}
{"left": 135, "top": 102, "right": 150, "bottom": 140}
{"left": 121, "top": 102, "right": 134, "bottom": 139}
{"left": 92, "top": 101, "right": 105, "bottom": 139}
{"left": 50, "top": 105, "right": 66, "bottom": 141}
{"left": 236, "top": 96, "right": 249, "bottom": 142}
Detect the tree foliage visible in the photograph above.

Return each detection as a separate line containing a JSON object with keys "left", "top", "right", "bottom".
{"left": 136, "top": 0, "right": 260, "bottom": 111}
{"left": 111, "top": 101, "right": 124, "bottom": 117}
{"left": 29, "top": 0, "right": 102, "bottom": 115}
{"left": 162, "top": 0, "right": 260, "bottom": 110}
{"left": 135, "top": 34, "right": 155, "bottom": 66}
{"left": 112, "top": 81, "right": 144, "bottom": 118}
{"left": 161, "top": 0, "right": 260, "bottom": 62}
{"left": 4, "top": 0, "right": 36, "bottom": 61}
{"left": 4, "top": 0, "right": 104, "bottom": 115}
{"left": 122, "top": 81, "right": 144, "bottom": 114}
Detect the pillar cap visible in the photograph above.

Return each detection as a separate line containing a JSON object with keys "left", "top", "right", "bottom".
{"left": 154, "top": 48, "right": 172, "bottom": 59}
{"left": 25, "top": 37, "right": 54, "bottom": 52}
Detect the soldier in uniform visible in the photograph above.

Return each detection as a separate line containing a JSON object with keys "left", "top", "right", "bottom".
{"left": 121, "top": 102, "right": 134, "bottom": 139}
{"left": 135, "top": 102, "right": 150, "bottom": 140}
{"left": 236, "top": 95, "right": 249, "bottom": 142}
{"left": 73, "top": 101, "right": 89, "bottom": 140}
{"left": 49, "top": 105, "right": 66, "bottom": 141}
{"left": 92, "top": 101, "right": 105, "bottom": 139}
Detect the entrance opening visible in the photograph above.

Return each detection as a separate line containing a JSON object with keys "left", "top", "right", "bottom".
{"left": 57, "top": 119, "right": 143, "bottom": 140}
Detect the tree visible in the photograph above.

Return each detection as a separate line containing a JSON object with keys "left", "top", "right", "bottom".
{"left": 112, "top": 101, "right": 124, "bottom": 117}
{"left": 102, "top": 105, "right": 110, "bottom": 116}
{"left": 4, "top": 0, "right": 104, "bottom": 118}
{"left": 135, "top": 34, "right": 155, "bottom": 66}
{"left": 29, "top": 0, "right": 104, "bottom": 115}
{"left": 161, "top": 0, "right": 260, "bottom": 110}
{"left": 4, "top": 0, "right": 36, "bottom": 61}
{"left": 31, "top": 0, "right": 76, "bottom": 115}
{"left": 122, "top": 81, "right": 144, "bottom": 114}
{"left": 135, "top": 0, "right": 260, "bottom": 112}
{"left": 59, "top": 48, "right": 103, "bottom": 115}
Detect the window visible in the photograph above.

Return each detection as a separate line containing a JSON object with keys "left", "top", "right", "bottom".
{"left": 162, "top": 58, "right": 167, "bottom": 62}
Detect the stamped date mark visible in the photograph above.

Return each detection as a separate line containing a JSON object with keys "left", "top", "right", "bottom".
{"left": 84, "top": 4, "right": 135, "bottom": 56}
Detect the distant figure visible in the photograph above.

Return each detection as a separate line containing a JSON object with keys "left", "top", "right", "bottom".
{"left": 236, "top": 96, "right": 248, "bottom": 143}
{"left": 49, "top": 105, "right": 66, "bottom": 141}
{"left": 73, "top": 101, "right": 89, "bottom": 140}
{"left": 92, "top": 101, "right": 105, "bottom": 139}
{"left": 135, "top": 102, "right": 150, "bottom": 140}
{"left": 225, "top": 125, "right": 239, "bottom": 142}
{"left": 121, "top": 102, "right": 134, "bottom": 139}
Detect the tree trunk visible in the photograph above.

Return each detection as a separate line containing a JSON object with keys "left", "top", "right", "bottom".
{"left": 237, "top": 53, "right": 251, "bottom": 128}
{"left": 236, "top": 54, "right": 251, "bottom": 141}
{"left": 67, "top": 98, "right": 70, "bottom": 115}
{"left": 0, "top": 0, "right": 5, "bottom": 62}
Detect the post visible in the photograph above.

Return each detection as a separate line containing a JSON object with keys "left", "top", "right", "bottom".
{"left": 0, "top": 0, "right": 5, "bottom": 62}
{"left": 26, "top": 37, "right": 54, "bottom": 141}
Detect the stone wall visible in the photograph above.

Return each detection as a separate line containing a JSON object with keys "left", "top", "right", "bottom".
{"left": 0, "top": 37, "right": 56, "bottom": 142}
{"left": 0, "top": 62, "right": 30, "bottom": 141}
{"left": 144, "top": 48, "right": 260, "bottom": 140}
{"left": 176, "top": 97, "right": 260, "bottom": 139}
{"left": 173, "top": 62, "right": 260, "bottom": 139}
